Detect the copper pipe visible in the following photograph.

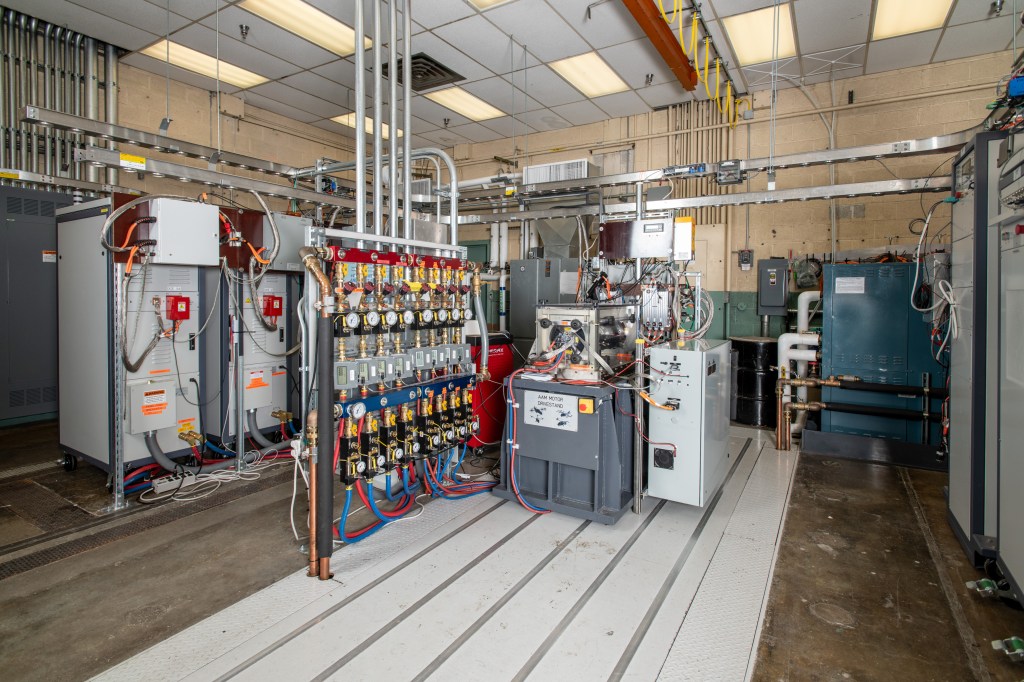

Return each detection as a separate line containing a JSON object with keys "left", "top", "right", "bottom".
{"left": 306, "top": 411, "right": 318, "bottom": 577}
{"left": 775, "top": 386, "right": 785, "bottom": 450}
{"left": 300, "top": 246, "right": 333, "bottom": 318}
{"left": 319, "top": 556, "right": 331, "bottom": 581}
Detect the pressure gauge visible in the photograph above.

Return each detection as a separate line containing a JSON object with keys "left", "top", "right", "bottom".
{"left": 394, "top": 447, "right": 405, "bottom": 460}
{"left": 376, "top": 454, "right": 385, "bottom": 468}
{"left": 345, "top": 312, "right": 361, "bottom": 329}
{"left": 421, "top": 309, "right": 435, "bottom": 323}
{"left": 445, "top": 429, "right": 455, "bottom": 441}
{"left": 450, "top": 309, "right": 462, "bottom": 322}
{"left": 365, "top": 311, "right": 381, "bottom": 327}
{"left": 412, "top": 441, "right": 421, "bottom": 453}
{"left": 430, "top": 433, "right": 441, "bottom": 446}
{"left": 355, "top": 460, "right": 367, "bottom": 473}
{"left": 437, "top": 309, "right": 449, "bottom": 323}
{"left": 464, "top": 308, "right": 474, "bottom": 320}
{"left": 458, "top": 425, "right": 467, "bottom": 437}
{"left": 384, "top": 310, "right": 399, "bottom": 327}
{"left": 402, "top": 310, "right": 415, "bottom": 325}
{"left": 348, "top": 402, "right": 367, "bottom": 420}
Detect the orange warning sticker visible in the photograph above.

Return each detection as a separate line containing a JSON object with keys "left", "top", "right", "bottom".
{"left": 140, "top": 389, "right": 168, "bottom": 416}
{"left": 177, "top": 419, "right": 195, "bottom": 433}
{"left": 149, "top": 368, "right": 171, "bottom": 375}
{"left": 246, "top": 370, "right": 269, "bottom": 390}
{"left": 271, "top": 371, "right": 286, "bottom": 377}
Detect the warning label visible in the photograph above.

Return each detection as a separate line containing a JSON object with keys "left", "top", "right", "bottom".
{"left": 41, "top": 250, "right": 56, "bottom": 263}
{"left": 177, "top": 419, "right": 195, "bottom": 433}
{"left": 523, "top": 391, "right": 578, "bottom": 432}
{"left": 246, "top": 370, "right": 269, "bottom": 390}
{"left": 141, "top": 389, "right": 168, "bottom": 416}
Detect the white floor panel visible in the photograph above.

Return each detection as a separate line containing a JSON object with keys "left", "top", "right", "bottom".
{"left": 95, "top": 427, "right": 798, "bottom": 682}
{"left": 657, "top": 447, "right": 797, "bottom": 681}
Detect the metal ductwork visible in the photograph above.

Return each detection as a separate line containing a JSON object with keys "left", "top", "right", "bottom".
{"left": 534, "top": 217, "right": 583, "bottom": 259}
{"left": 0, "top": 6, "right": 119, "bottom": 188}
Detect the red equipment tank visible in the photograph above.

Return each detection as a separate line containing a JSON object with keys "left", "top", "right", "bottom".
{"left": 468, "top": 331, "right": 514, "bottom": 450}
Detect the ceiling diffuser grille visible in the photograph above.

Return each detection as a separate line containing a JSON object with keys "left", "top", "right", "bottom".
{"left": 382, "top": 53, "right": 464, "bottom": 92}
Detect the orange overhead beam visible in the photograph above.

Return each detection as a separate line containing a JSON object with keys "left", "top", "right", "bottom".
{"left": 619, "top": 0, "right": 699, "bottom": 91}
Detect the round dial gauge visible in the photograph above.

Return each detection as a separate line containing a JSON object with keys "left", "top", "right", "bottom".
{"left": 458, "top": 425, "right": 467, "bottom": 437}
{"left": 376, "top": 455, "right": 385, "bottom": 467}
{"left": 445, "top": 429, "right": 455, "bottom": 441}
{"left": 450, "top": 309, "right": 462, "bottom": 322}
{"left": 345, "top": 312, "right": 360, "bottom": 328}
{"left": 437, "top": 309, "right": 449, "bottom": 323}
{"left": 355, "top": 460, "right": 366, "bottom": 473}
{"left": 402, "top": 310, "right": 415, "bottom": 325}
{"left": 384, "top": 310, "right": 399, "bottom": 327}
{"left": 430, "top": 434, "right": 441, "bottom": 446}
{"left": 421, "top": 309, "right": 435, "bottom": 323}
{"left": 365, "top": 311, "right": 381, "bottom": 326}
{"left": 394, "top": 447, "right": 405, "bottom": 460}
{"left": 412, "top": 442, "right": 421, "bottom": 453}
{"left": 348, "top": 402, "right": 367, "bottom": 420}
{"left": 463, "top": 308, "right": 474, "bottom": 320}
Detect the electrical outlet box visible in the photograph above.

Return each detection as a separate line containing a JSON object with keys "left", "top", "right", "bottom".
{"left": 128, "top": 380, "right": 177, "bottom": 434}
{"left": 717, "top": 159, "right": 744, "bottom": 185}
{"left": 262, "top": 295, "right": 283, "bottom": 318}
{"left": 142, "top": 199, "right": 219, "bottom": 266}
{"left": 738, "top": 249, "right": 754, "bottom": 271}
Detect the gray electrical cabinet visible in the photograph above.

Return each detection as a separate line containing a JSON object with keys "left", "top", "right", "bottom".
{"left": 0, "top": 187, "right": 72, "bottom": 424}
{"left": 948, "top": 131, "right": 1005, "bottom": 564}
{"left": 757, "top": 258, "right": 789, "bottom": 316}
{"left": 646, "top": 339, "right": 731, "bottom": 507}
{"left": 509, "top": 258, "right": 579, "bottom": 360}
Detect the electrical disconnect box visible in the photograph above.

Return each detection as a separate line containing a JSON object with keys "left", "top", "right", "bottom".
{"left": 599, "top": 219, "right": 674, "bottom": 259}
{"left": 673, "top": 216, "right": 695, "bottom": 262}
{"left": 646, "top": 339, "right": 732, "bottom": 507}
{"left": 757, "top": 258, "right": 789, "bottom": 315}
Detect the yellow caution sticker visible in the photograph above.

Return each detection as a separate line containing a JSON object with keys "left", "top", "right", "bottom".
{"left": 0, "top": 171, "right": 19, "bottom": 179}
{"left": 119, "top": 152, "right": 146, "bottom": 171}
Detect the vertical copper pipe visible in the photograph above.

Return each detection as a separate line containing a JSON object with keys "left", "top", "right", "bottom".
{"left": 775, "top": 385, "right": 785, "bottom": 450}
{"left": 306, "top": 411, "right": 318, "bottom": 577}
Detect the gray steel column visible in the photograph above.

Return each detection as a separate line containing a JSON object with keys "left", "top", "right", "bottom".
{"left": 105, "top": 43, "right": 118, "bottom": 186}
{"left": 84, "top": 37, "right": 99, "bottom": 183}
{"left": 402, "top": 0, "right": 412, "bottom": 239}
{"left": 42, "top": 24, "right": 53, "bottom": 175}
{"left": 0, "top": 12, "right": 9, "bottom": 170}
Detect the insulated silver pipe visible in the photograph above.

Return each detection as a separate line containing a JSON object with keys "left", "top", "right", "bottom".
{"left": 372, "top": 0, "right": 383, "bottom": 239}
{"left": 84, "top": 37, "right": 98, "bottom": 182}
{"left": 354, "top": 0, "right": 366, "bottom": 247}
{"left": 388, "top": 0, "right": 398, "bottom": 237}
{"left": 16, "top": 14, "right": 27, "bottom": 173}
{"left": 105, "top": 43, "right": 118, "bottom": 185}
{"left": 71, "top": 32, "right": 83, "bottom": 179}
{"left": 27, "top": 17, "right": 38, "bottom": 174}
{"left": 402, "top": 0, "right": 412, "bottom": 239}
{"left": 53, "top": 26, "right": 64, "bottom": 176}
{"left": 42, "top": 23, "right": 53, "bottom": 175}
{"left": 0, "top": 12, "right": 9, "bottom": 171}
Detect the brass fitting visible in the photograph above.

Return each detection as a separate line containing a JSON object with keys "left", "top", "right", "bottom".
{"left": 271, "top": 409, "right": 293, "bottom": 423}
{"left": 177, "top": 430, "right": 204, "bottom": 447}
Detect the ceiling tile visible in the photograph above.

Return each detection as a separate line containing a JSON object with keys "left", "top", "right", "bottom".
{"left": 801, "top": 68, "right": 864, "bottom": 85}
{"left": 3, "top": 0, "right": 159, "bottom": 51}
{"left": 170, "top": 23, "right": 302, "bottom": 81}
{"left": 702, "top": 19, "right": 746, "bottom": 94}
{"left": 704, "top": 0, "right": 778, "bottom": 19}
{"left": 637, "top": 81, "right": 692, "bottom": 109}
{"left": 312, "top": 59, "right": 356, "bottom": 86}
{"left": 801, "top": 45, "right": 866, "bottom": 78}
{"left": 410, "top": 115, "right": 440, "bottom": 134}
{"left": 413, "top": 0, "right": 476, "bottom": 29}
{"left": 519, "top": 108, "right": 573, "bottom": 132}
{"left": 201, "top": 6, "right": 337, "bottom": 69}
{"left": 69, "top": 0, "right": 191, "bottom": 35}
{"left": 241, "top": 91, "right": 321, "bottom": 122}
{"left": 410, "top": 96, "right": 473, "bottom": 128}
{"left": 121, "top": 52, "right": 241, "bottom": 94}
{"left": 478, "top": 115, "right": 536, "bottom": 137}
{"left": 418, "top": 128, "right": 467, "bottom": 148}
{"left": 249, "top": 82, "right": 342, "bottom": 118}
{"left": 794, "top": 0, "right": 870, "bottom": 54}
{"left": 484, "top": 0, "right": 589, "bottom": 62}
{"left": 503, "top": 65, "right": 585, "bottom": 108}
{"left": 949, "top": 0, "right": 1001, "bottom": 25}
{"left": 549, "top": 0, "right": 646, "bottom": 50}
{"left": 740, "top": 57, "right": 801, "bottom": 90}
{"left": 599, "top": 39, "right": 675, "bottom": 90}
{"left": 281, "top": 71, "right": 351, "bottom": 104}
{"left": 591, "top": 90, "right": 650, "bottom": 119}
{"left": 409, "top": 31, "right": 493, "bottom": 83}
{"left": 445, "top": 122, "right": 502, "bottom": 143}
{"left": 550, "top": 100, "right": 609, "bottom": 126}
{"left": 462, "top": 76, "right": 541, "bottom": 115}
{"left": 934, "top": 15, "right": 1017, "bottom": 62}
{"left": 864, "top": 30, "right": 942, "bottom": 74}
{"left": 433, "top": 15, "right": 539, "bottom": 75}
{"left": 145, "top": 0, "right": 216, "bottom": 21}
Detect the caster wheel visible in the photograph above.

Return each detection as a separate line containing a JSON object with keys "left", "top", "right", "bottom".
{"left": 63, "top": 454, "right": 78, "bottom": 472}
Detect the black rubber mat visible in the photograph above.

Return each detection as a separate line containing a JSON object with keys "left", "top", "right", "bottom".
{"left": 0, "top": 480, "right": 93, "bottom": 532}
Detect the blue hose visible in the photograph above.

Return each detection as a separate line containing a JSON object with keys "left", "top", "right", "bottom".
{"left": 384, "top": 474, "right": 400, "bottom": 501}
{"left": 206, "top": 441, "right": 234, "bottom": 456}
{"left": 338, "top": 487, "right": 384, "bottom": 543}
{"left": 402, "top": 466, "right": 420, "bottom": 495}
{"left": 364, "top": 479, "right": 409, "bottom": 523}
{"left": 507, "top": 399, "right": 549, "bottom": 513}
{"left": 455, "top": 442, "right": 468, "bottom": 472}
{"left": 288, "top": 422, "right": 301, "bottom": 437}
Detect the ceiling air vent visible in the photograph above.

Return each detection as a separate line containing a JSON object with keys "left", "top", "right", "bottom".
{"left": 382, "top": 53, "right": 464, "bottom": 92}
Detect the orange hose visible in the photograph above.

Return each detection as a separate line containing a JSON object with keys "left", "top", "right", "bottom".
{"left": 247, "top": 242, "right": 272, "bottom": 265}
{"left": 125, "top": 245, "right": 139, "bottom": 274}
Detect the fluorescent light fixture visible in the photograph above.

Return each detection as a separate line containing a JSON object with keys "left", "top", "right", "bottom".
{"left": 331, "top": 113, "right": 402, "bottom": 139}
{"left": 238, "top": 0, "right": 370, "bottom": 56}
{"left": 872, "top": 0, "right": 953, "bottom": 40}
{"left": 423, "top": 87, "right": 504, "bottom": 121}
{"left": 549, "top": 52, "right": 628, "bottom": 98}
{"left": 467, "top": 0, "right": 514, "bottom": 8}
{"left": 140, "top": 40, "right": 268, "bottom": 89}
{"left": 722, "top": 4, "right": 797, "bottom": 66}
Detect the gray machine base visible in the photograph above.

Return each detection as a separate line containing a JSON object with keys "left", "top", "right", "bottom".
{"left": 800, "top": 430, "right": 948, "bottom": 472}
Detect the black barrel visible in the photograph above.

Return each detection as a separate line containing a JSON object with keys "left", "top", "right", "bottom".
{"left": 730, "top": 336, "right": 778, "bottom": 427}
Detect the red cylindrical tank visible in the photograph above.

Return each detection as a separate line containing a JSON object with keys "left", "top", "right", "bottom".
{"left": 469, "top": 331, "right": 514, "bottom": 449}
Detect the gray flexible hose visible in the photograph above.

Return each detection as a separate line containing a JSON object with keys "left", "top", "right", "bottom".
{"left": 144, "top": 431, "right": 286, "bottom": 475}
{"left": 247, "top": 409, "right": 277, "bottom": 449}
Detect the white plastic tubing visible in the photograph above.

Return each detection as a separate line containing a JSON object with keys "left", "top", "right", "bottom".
{"left": 778, "top": 288, "right": 821, "bottom": 435}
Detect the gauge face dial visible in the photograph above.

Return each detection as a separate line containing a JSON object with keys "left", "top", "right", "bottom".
{"left": 402, "top": 310, "right": 415, "bottom": 325}
{"left": 376, "top": 455, "right": 385, "bottom": 467}
{"left": 450, "top": 309, "right": 462, "bottom": 322}
{"left": 345, "top": 312, "right": 360, "bottom": 328}
{"left": 412, "top": 442, "right": 421, "bottom": 453}
{"left": 384, "top": 310, "right": 399, "bottom": 326}
{"left": 437, "top": 309, "right": 449, "bottom": 323}
{"left": 348, "top": 402, "right": 367, "bottom": 419}
{"left": 421, "top": 309, "right": 435, "bottom": 323}
{"left": 463, "top": 308, "right": 474, "bottom": 320}
{"left": 430, "top": 434, "right": 440, "bottom": 446}
{"left": 356, "top": 460, "right": 366, "bottom": 473}
{"left": 365, "top": 311, "right": 381, "bottom": 326}
{"left": 394, "top": 447, "right": 405, "bottom": 460}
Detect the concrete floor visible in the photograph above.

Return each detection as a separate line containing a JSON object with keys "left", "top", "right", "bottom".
{"left": 1, "top": 421, "right": 1023, "bottom": 681}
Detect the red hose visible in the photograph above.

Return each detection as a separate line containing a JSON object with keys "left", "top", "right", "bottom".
{"left": 356, "top": 480, "right": 414, "bottom": 518}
